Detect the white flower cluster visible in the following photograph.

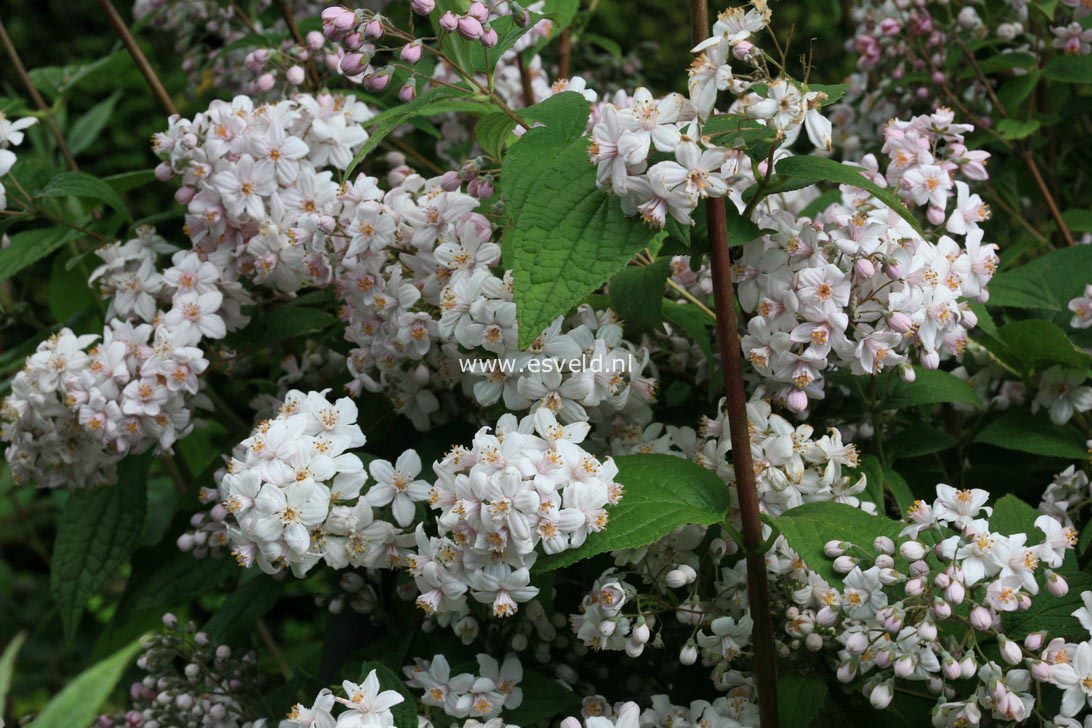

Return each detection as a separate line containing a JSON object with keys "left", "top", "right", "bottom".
{"left": 798, "top": 485, "right": 1081, "bottom": 723}
{"left": 404, "top": 653, "right": 523, "bottom": 720}
{"left": 0, "top": 112, "right": 35, "bottom": 211}
{"left": 409, "top": 408, "right": 622, "bottom": 620}
{"left": 193, "top": 389, "right": 416, "bottom": 578}
{"left": 282, "top": 669, "right": 405, "bottom": 728}
{"left": 1038, "top": 464, "right": 1092, "bottom": 528}
{"left": 1, "top": 228, "right": 240, "bottom": 489}
{"left": 561, "top": 693, "right": 759, "bottom": 728}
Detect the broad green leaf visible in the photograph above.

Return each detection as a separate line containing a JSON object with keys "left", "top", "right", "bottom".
{"left": 204, "top": 575, "right": 284, "bottom": 643}
{"left": 476, "top": 111, "right": 517, "bottom": 159}
{"left": 975, "top": 413, "right": 1087, "bottom": 459}
{"left": 986, "top": 245, "right": 1092, "bottom": 310}
{"left": 725, "top": 201, "right": 763, "bottom": 246}
{"left": 979, "top": 319, "right": 1092, "bottom": 374}
{"left": 0, "top": 228, "right": 79, "bottom": 283}
{"left": 26, "top": 51, "right": 126, "bottom": 99}
{"left": 0, "top": 632, "right": 26, "bottom": 717}
{"left": 661, "top": 301, "right": 715, "bottom": 369}
{"left": 242, "top": 306, "right": 338, "bottom": 349}
{"left": 778, "top": 670, "right": 828, "bottom": 728}
{"left": 975, "top": 52, "right": 1036, "bottom": 74}
{"left": 358, "top": 661, "right": 418, "bottom": 728}
{"left": 105, "top": 170, "right": 158, "bottom": 195}
{"left": 52, "top": 455, "right": 150, "bottom": 644}
{"left": 40, "top": 171, "right": 131, "bottom": 220}
{"left": 536, "top": 454, "right": 732, "bottom": 571}
{"left": 505, "top": 669, "right": 581, "bottom": 724}
{"left": 995, "top": 118, "right": 1041, "bottom": 141}
{"left": 49, "top": 252, "right": 94, "bottom": 321}
{"left": 502, "top": 93, "right": 656, "bottom": 347}
{"left": 807, "top": 83, "right": 848, "bottom": 105}
{"left": 989, "top": 494, "right": 1042, "bottom": 539}
{"left": 888, "top": 424, "right": 956, "bottom": 460}
{"left": 29, "top": 639, "right": 144, "bottom": 728}
{"left": 69, "top": 91, "right": 122, "bottom": 155}
{"left": 997, "top": 71, "right": 1042, "bottom": 113}
{"left": 1062, "top": 209, "right": 1092, "bottom": 233}
{"left": 882, "top": 465, "right": 917, "bottom": 515}
{"left": 608, "top": 259, "right": 670, "bottom": 337}
{"left": 113, "top": 549, "right": 237, "bottom": 626}
{"left": 1043, "top": 54, "right": 1092, "bottom": 83}
{"left": 884, "top": 368, "right": 983, "bottom": 411}
{"left": 774, "top": 502, "right": 902, "bottom": 586}
{"left": 774, "top": 155, "right": 922, "bottom": 235}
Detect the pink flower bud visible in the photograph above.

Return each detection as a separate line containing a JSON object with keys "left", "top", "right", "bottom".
{"left": 833, "top": 555, "right": 858, "bottom": 574}
{"left": 679, "top": 643, "right": 698, "bottom": 665}
{"left": 884, "top": 261, "right": 902, "bottom": 279}
{"left": 824, "top": 540, "right": 846, "bottom": 557}
{"left": 625, "top": 639, "right": 645, "bottom": 657}
{"left": 154, "top": 162, "right": 174, "bottom": 181}
{"left": 869, "top": 682, "right": 893, "bottom": 709}
{"left": 786, "top": 388, "right": 808, "bottom": 412}
{"left": 970, "top": 605, "right": 993, "bottom": 631}
{"left": 999, "top": 636, "right": 1022, "bottom": 665}
{"left": 286, "top": 65, "right": 306, "bottom": 85}
{"left": 934, "top": 572, "right": 951, "bottom": 589}
{"left": 398, "top": 82, "right": 417, "bottom": 102}
{"left": 854, "top": 257, "right": 876, "bottom": 279}
{"left": 1030, "top": 660, "right": 1053, "bottom": 682}
{"left": 561, "top": 718, "right": 582, "bottom": 728}
{"left": 439, "top": 11, "right": 459, "bottom": 31}
{"left": 893, "top": 655, "right": 914, "bottom": 678}
{"left": 816, "top": 606, "right": 839, "bottom": 627}
{"left": 875, "top": 648, "right": 894, "bottom": 669}
{"left": 481, "top": 26, "right": 499, "bottom": 47}
{"left": 174, "top": 186, "right": 196, "bottom": 205}
{"left": 836, "top": 662, "right": 856, "bottom": 683}
{"left": 343, "top": 31, "right": 364, "bottom": 50}
{"left": 898, "top": 364, "right": 916, "bottom": 383}
{"left": 942, "top": 656, "right": 961, "bottom": 680}
{"left": 899, "top": 541, "right": 926, "bottom": 560}
{"left": 732, "top": 40, "right": 755, "bottom": 61}
{"left": 1024, "top": 631, "right": 1045, "bottom": 652}
{"left": 847, "top": 632, "right": 869, "bottom": 654}
{"left": 400, "top": 41, "right": 423, "bottom": 64}
{"left": 945, "top": 581, "right": 965, "bottom": 605}
{"left": 886, "top": 311, "right": 912, "bottom": 333}
{"left": 920, "top": 349, "right": 940, "bottom": 370}
{"left": 340, "top": 52, "right": 367, "bottom": 76}
{"left": 926, "top": 205, "right": 946, "bottom": 225}
{"left": 665, "top": 569, "right": 688, "bottom": 589}
{"left": 363, "top": 72, "right": 391, "bottom": 91}
{"left": 879, "top": 568, "right": 901, "bottom": 585}
{"left": 932, "top": 598, "right": 952, "bottom": 620}
{"left": 468, "top": 2, "right": 489, "bottom": 21}
{"left": 919, "top": 620, "right": 938, "bottom": 641}
{"left": 411, "top": 0, "right": 436, "bottom": 15}
{"left": 306, "top": 30, "right": 325, "bottom": 50}
{"left": 1047, "top": 570, "right": 1068, "bottom": 596}
{"left": 256, "top": 72, "right": 276, "bottom": 91}
{"left": 364, "top": 17, "right": 383, "bottom": 39}
{"left": 333, "top": 8, "right": 357, "bottom": 31}
{"left": 873, "top": 536, "right": 895, "bottom": 555}
{"left": 805, "top": 633, "right": 823, "bottom": 651}
{"left": 960, "top": 654, "right": 976, "bottom": 678}
{"left": 457, "top": 16, "right": 484, "bottom": 40}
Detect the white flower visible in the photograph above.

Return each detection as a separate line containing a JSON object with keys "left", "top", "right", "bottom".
{"left": 366, "top": 450, "right": 430, "bottom": 527}
{"left": 1050, "top": 641, "right": 1092, "bottom": 718}
{"left": 933, "top": 484, "right": 991, "bottom": 527}
{"left": 1033, "top": 366, "right": 1092, "bottom": 425}
{"left": 334, "top": 670, "right": 405, "bottom": 728}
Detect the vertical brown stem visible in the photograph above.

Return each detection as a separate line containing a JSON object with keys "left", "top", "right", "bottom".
{"left": 690, "top": 3, "right": 780, "bottom": 725}
{"left": 516, "top": 53, "right": 536, "bottom": 107}
{"left": 558, "top": 27, "right": 572, "bottom": 80}
{"left": 278, "top": 0, "right": 323, "bottom": 90}
{"left": 94, "top": 0, "right": 179, "bottom": 117}
{"left": 0, "top": 20, "right": 79, "bottom": 171}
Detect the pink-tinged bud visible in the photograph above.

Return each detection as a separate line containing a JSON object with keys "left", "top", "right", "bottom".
{"left": 875, "top": 554, "right": 895, "bottom": 570}
{"left": 363, "top": 72, "right": 391, "bottom": 91}
{"left": 836, "top": 662, "right": 856, "bottom": 683}
{"left": 879, "top": 567, "right": 901, "bottom": 585}
{"left": 886, "top": 311, "right": 912, "bottom": 333}
{"left": 879, "top": 18, "right": 900, "bottom": 34}
{"left": 875, "top": 648, "right": 894, "bottom": 669}
{"left": 306, "top": 30, "right": 325, "bottom": 50}
{"left": 873, "top": 536, "right": 894, "bottom": 555}
{"left": 893, "top": 655, "right": 914, "bottom": 678}
{"left": 786, "top": 388, "right": 808, "bottom": 412}
{"left": 869, "top": 682, "right": 893, "bottom": 709}
{"left": 174, "top": 186, "right": 196, "bottom": 205}
{"left": 942, "top": 655, "right": 961, "bottom": 680}
{"left": 468, "top": 1, "right": 489, "bottom": 21}
{"left": 439, "top": 170, "right": 462, "bottom": 191}
{"left": 931, "top": 71, "right": 946, "bottom": 86}
{"left": 560, "top": 718, "right": 581, "bottom": 728}
{"left": 846, "top": 632, "right": 869, "bottom": 654}
{"left": 884, "top": 261, "right": 901, "bottom": 279}
{"left": 411, "top": 0, "right": 436, "bottom": 15}
{"left": 970, "top": 605, "right": 993, "bottom": 631}
{"left": 398, "top": 82, "right": 417, "bottom": 102}
{"left": 959, "top": 654, "right": 977, "bottom": 678}
{"left": 334, "top": 8, "right": 357, "bottom": 31}
{"left": 481, "top": 26, "right": 499, "bottom": 47}
{"left": 665, "top": 569, "right": 687, "bottom": 589}
{"left": 257, "top": 72, "right": 276, "bottom": 91}
{"left": 679, "top": 643, "right": 698, "bottom": 665}
{"left": 898, "top": 363, "right": 916, "bottom": 383}
{"left": 286, "top": 65, "right": 306, "bottom": 85}
{"left": 934, "top": 572, "right": 951, "bottom": 589}
{"left": 920, "top": 349, "right": 940, "bottom": 370}
{"left": 833, "top": 555, "right": 858, "bottom": 574}
{"left": 824, "top": 540, "right": 846, "bottom": 557}
{"left": 883, "top": 614, "right": 903, "bottom": 633}
{"left": 340, "top": 52, "right": 367, "bottom": 76}
{"left": 154, "top": 162, "right": 174, "bottom": 181}
{"left": 1024, "top": 631, "right": 1045, "bottom": 652}
{"left": 944, "top": 581, "right": 965, "bottom": 605}
{"left": 625, "top": 639, "right": 645, "bottom": 657}
{"left": 364, "top": 17, "right": 383, "bottom": 39}
{"left": 400, "top": 41, "right": 423, "bottom": 64}
{"left": 457, "top": 16, "right": 484, "bottom": 40}
{"left": 1030, "top": 660, "right": 1053, "bottom": 682}
{"left": 597, "top": 620, "right": 616, "bottom": 637}
{"left": 343, "top": 31, "right": 364, "bottom": 50}
{"left": 1047, "top": 570, "right": 1069, "bottom": 596}
{"left": 805, "top": 633, "right": 823, "bottom": 652}
{"left": 1018, "top": 593, "right": 1031, "bottom": 610}
{"left": 932, "top": 598, "right": 952, "bottom": 620}
{"left": 899, "top": 541, "right": 926, "bottom": 560}
{"left": 919, "top": 619, "right": 938, "bottom": 642}
{"left": 999, "top": 636, "right": 1022, "bottom": 665}
{"left": 439, "top": 11, "right": 459, "bottom": 31}
{"left": 757, "top": 159, "right": 770, "bottom": 177}
{"left": 816, "top": 606, "right": 839, "bottom": 627}
{"left": 732, "top": 40, "right": 755, "bottom": 61}
{"left": 926, "top": 205, "right": 946, "bottom": 226}
{"left": 854, "top": 257, "right": 876, "bottom": 279}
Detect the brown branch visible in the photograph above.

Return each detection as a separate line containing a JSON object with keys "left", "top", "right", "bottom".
{"left": 0, "top": 19, "right": 79, "bottom": 171}
{"left": 95, "top": 0, "right": 178, "bottom": 117}
{"left": 278, "top": 0, "right": 322, "bottom": 90}
{"left": 516, "top": 52, "right": 535, "bottom": 107}
{"left": 558, "top": 27, "right": 572, "bottom": 80}
{"left": 690, "top": 3, "right": 779, "bottom": 726}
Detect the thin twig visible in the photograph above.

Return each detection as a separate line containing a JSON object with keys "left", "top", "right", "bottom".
{"left": 277, "top": 0, "right": 322, "bottom": 90}
{"left": 95, "top": 0, "right": 179, "bottom": 116}
{"left": 0, "top": 19, "right": 79, "bottom": 171}
{"left": 516, "top": 52, "right": 536, "bottom": 107}
{"left": 690, "top": 2, "right": 779, "bottom": 725}
{"left": 558, "top": 28, "right": 572, "bottom": 80}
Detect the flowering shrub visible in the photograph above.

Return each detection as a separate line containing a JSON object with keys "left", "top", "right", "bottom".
{"left": 1, "top": 0, "right": 1091, "bottom": 727}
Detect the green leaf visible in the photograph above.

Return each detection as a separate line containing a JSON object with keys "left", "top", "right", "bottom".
{"left": 113, "top": 550, "right": 238, "bottom": 626}
{"left": 69, "top": 91, "right": 122, "bottom": 155}
{"left": 49, "top": 252, "right": 94, "bottom": 321}
{"left": 995, "top": 118, "right": 1041, "bottom": 141}
{"left": 536, "top": 454, "right": 732, "bottom": 571}
{"left": 888, "top": 424, "right": 956, "bottom": 460}
{"left": 51, "top": 455, "right": 150, "bottom": 644}
{"left": 358, "top": 660, "right": 418, "bottom": 728}
{"left": 476, "top": 111, "right": 517, "bottom": 159}
{"left": 774, "top": 155, "right": 923, "bottom": 235}
{"left": 774, "top": 502, "right": 902, "bottom": 586}
{"left": 975, "top": 413, "right": 1087, "bottom": 459}
{"left": 0, "top": 227, "right": 79, "bottom": 283}
{"left": 662, "top": 301, "right": 715, "bottom": 369}
{"left": 502, "top": 92, "right": 656, "bottom": 347}
{"left": 882, "top": 465, "right": 917, "bottom": 515}
{"left": 989, "top": 494, "right": 1040, "bottom": 538}
{"left": 806, "top": 83, "right": 848, "bottom": 106}
{"left": 40, "top": 171, "right": 131, "bottom": 220}
{"left": 1063, "top": 209, "right": 1092, "bottom": 233}
{"left": 975, "top": 51, "right": 1037, "bottom": 74}
{"left": 242, "top": 306, "right": 338, "bottom": 349}
{"left": 979, "top": 319, "right": 1092, "bottom": 374}
{"left": 799, "top": 188, "right": 842, "bottom": 219}
{"left": 0, "top": 632, "right": 26, "bottom": 717}
{"left": 1043, "top": 54, "right": 1092, "bottom": 83}
{"left": 29, "top": 639, "right": 144, "bottom": 728}
{"left": 204, "top": 575, "right": 283, "bottom": 643}
{"left": 105, "top": 170, "right": 158, "bottom": 195}
{"left": 986, "top": 245, "right": 1092, "bottom": 311}
{"left": 505, "top": 669, "right": 581, "bottom": 724}
{"left": 884, "top": 368, "right": 983, "bottom": 411}
{"left": 608, "top": 259, "right": 670, "bottom": 337}
{"left": 778, "top": 670, "right": 828, "bottom": 728}
{"left": 725, "top": 202, "right": 763, "bottom": 246}
{"left": 997, "top": 71, "right": 1042, "bottom": 113}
